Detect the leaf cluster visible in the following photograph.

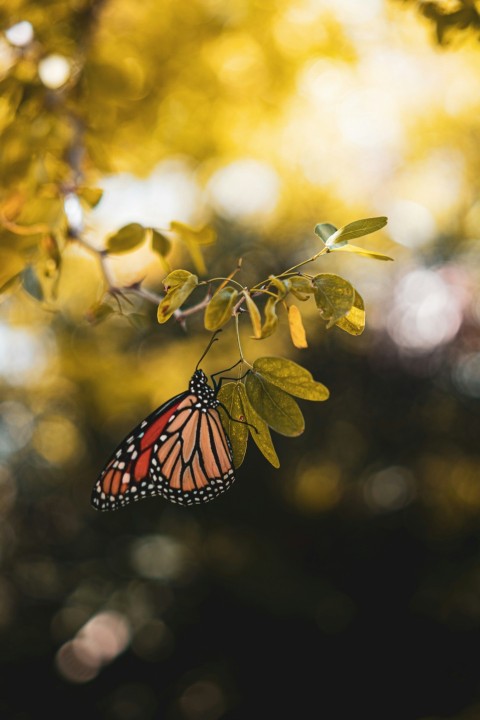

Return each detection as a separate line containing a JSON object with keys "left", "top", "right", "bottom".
{"left": 218, "top": 357, "right": 329, "bottom": 469}
{"left": 155, "top": 216, "right": 391, "bottom": 343}
{"left": 0, "top": 147, "right": 391, "bottom": 471}
{"left": 151, "top": 216, "right": 391, "bottom": 470}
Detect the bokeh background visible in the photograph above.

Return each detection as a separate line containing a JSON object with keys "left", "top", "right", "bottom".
{"left": 2, "top": 1, "right": 480, "bottom": 718}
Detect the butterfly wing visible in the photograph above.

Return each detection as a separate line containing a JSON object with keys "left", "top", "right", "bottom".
{"left": 91, "top": 390, "right": 235, "bottom": 510}
{"left": 152, "top": 396, "right": 235, "bottom": 505}
{"left": 91, "top": 390, "right": 188, "bottom": 511}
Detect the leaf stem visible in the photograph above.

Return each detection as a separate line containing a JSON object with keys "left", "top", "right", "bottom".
{"left": 200, "top": 276, "right": 245, "bottom": 291}
{"left": 235, "top": 314, "right": 245, "bottom": 363}
{"left": 70, "top": 234, "right": 183, "bottom": 317}
{"left": 251, "top": 246, "right": 328, "bottom": 291}
{"left": 175, "top": 288, "right": 212, "bottom": 320}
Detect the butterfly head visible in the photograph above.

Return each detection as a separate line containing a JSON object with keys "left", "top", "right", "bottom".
{"left": 190, "top": 369, "right": 218, "bottom": 407}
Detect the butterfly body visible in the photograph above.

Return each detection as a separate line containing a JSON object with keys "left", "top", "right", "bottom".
{"left": 91, "top": 370, "right": 235, "bottom": 510}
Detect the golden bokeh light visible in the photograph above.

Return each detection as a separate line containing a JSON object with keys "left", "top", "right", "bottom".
{"left": 290, "top": 460, "right": 343, "bottom": 513}
{"left": 32, "top": 414, "right": 84, "bottom": 466}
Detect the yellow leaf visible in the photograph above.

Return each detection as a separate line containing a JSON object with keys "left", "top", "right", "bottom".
{"left": 243, "top": 291, "right": 262, "bottom": 338}
{"left": 106, "top": 223, "right": 146, "bottom": 254}
{"left": 245, "top": 372, "right": 304, "bottom": 437}
{"left": 329, "top": 243, "right": 393, "bottom": 261}
{"left": 162, "top": 269, "right": 197, "bottom": 290}
{"left": 157, "top": 272, "right": 198, "bottom": 323}
{"left": 77, "top": 187, "right": 103, "bottom": 208}
{"left": 236, "top": 383, "right": 279, "bottom": 468}
{"left": 170, "top": 221, "right": 216, "bottom": 245}
{"left": 268, "top": 275, "right": 291, "bottom": 299}
{"left": 335, "top": 289, "right": 365, "bottom": 335}
{"left": 325, "top": 216, "right": 388, "bottom": 248}
{"left": 15, "top": 197, "right": 65, "bottom": 234}
{"left": 253, "top": 357, "right": 329, "bottom": 401}
{"left": 312, "top": 273, "right": 355, "bottom": 328}
{"left": 289, "top": 275, "right": 314, "bottom": 300}
{"left": 260, "top": 295, "right": 278, "bottom": 338}
{"left": 217, "top": 382, "right": 249, "bottom": 468}
{"left": 288, "top": 305, "right": 308, "bottom": 349}
{"left": 204, "top": 286, "right": 238, "bottom": 331}
{"left": 170, "top": 221, "right": 216, "bottom": 276}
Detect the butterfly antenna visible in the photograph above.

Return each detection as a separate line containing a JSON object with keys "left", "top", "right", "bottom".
{"left": 196, "top": 330, "right": 222, "bottom": 370}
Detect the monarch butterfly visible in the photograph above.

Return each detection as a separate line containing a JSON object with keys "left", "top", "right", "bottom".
{"left": 91, "top": 361, "right": 237, "bottom": 511}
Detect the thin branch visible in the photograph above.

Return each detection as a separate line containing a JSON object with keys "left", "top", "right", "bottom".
{"left": 70, "top": 234, "right": 214, "bottom": 329}
{"left": 175, "top": 288, "right": 212, "bottom": 320}
{"left": 127, "top": 284, "right": 163, "bottom": 305}
{"left": 250, "top": 247, "right": 328, "bottom": 291}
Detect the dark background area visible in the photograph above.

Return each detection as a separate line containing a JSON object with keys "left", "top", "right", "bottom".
{"left": 1, "top": 324, "right": 480, "bottom": 720}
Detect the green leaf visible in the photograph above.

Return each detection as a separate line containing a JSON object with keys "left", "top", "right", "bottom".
{"left": 325, "top": 216, "right": 388, "bottom": 248}
{"left": 217, "top": 382, "right": 249, "bottom": 468}
{"left": 243, "top": 291, "right": 262, "bottom": 338}
{"left": 327, "top": 243, "right": 393, "bottom": 261}
{"left": 335, "top": 289, "right": 365, "bottom": 335}
{"left": 312, "top": 273, "right": 355, "bottom": 328}
{"left": 245, "top": 372, "right": 304, "bottom": 437}
{"left": 314, "top": 222, "right": 338, "bottom": 244}
{"left": 253, "top": 356, "right": 329, "bottom": 401}
{"left": 157, "top": 271, "right": 198, "bottom": 323}
{"left": 236, "top": 383, "right": 279, "bottom": 468}
{"left": 260, "top": 295, "right": 279, "bottom": 338}
{"left": 0, "top": 248, "right": 25, "bottom": 292}
{"left": 106, "top": 223, "right": 146, "bottom": 254}
{"left": 204, "top": 286, "right": 238, "bottom": 331}
{"left": 288, "top": 305, "right": 308, "bottom": 349}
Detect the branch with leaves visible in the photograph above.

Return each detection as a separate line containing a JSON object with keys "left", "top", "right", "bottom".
{"left": 149, "top": 215, "right": 392, "bottom": 468}
{"left": 0, "top": 8, "right": 392, "bottom": 476}
{"left": 156, "top": 217, "right": 391, "bottom": 330}
{"left": 0, "top": 182, "right": 392, "bottom": 470}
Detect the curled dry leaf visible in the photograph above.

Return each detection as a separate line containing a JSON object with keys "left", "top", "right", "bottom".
{"left": 288, "top": 304, "right": 308, "bottom": 349}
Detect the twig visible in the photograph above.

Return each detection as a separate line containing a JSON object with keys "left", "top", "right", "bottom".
{"left": 175, "top": 288, "right": 212, "bottom": 320}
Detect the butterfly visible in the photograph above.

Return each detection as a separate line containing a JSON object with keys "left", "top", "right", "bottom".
{"left": 91, "top": 367, "right": 235, "bottom": 510}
